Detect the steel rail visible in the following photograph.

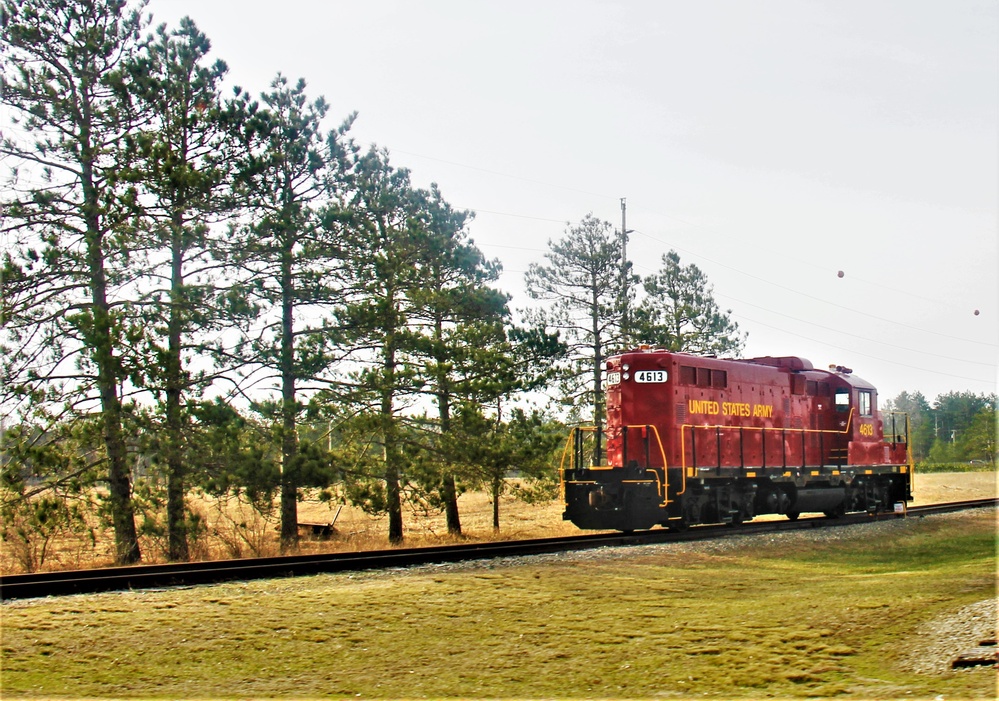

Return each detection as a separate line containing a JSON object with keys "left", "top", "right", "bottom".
{"left": 2, "top": 498, "right": 993, "bottom": 601}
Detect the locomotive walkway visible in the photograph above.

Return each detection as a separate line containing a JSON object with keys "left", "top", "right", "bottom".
{"left": 1, "top": 498, "right": 993, "bottom": 601}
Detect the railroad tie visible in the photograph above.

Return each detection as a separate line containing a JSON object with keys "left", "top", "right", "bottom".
{"left": 952, "top": 639, "right": 998, "bottom": 669}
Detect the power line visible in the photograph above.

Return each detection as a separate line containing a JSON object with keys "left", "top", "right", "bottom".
{"left": 469, "top": 208, "right": 568, "bottom": 224}
{"left": 388, "top": 148, "right": 617, "bottom": 201}
{"left": 733, "top": 312, "right": 995, "bottom": 387}
{"left": 625, "top": 202, "right": 973, "bottom": 311}
{"left": 717, "top": 293, "right": 996, "bottom": 368}
{"left": 391, "top": 146, "right": 983, "bottom": 319}
{"left": 478, "top": 242, "right": 547, "bottom": 253}
{"left": 379, "top": 146, "right": 995, "bottom": 355}
{"left": 628, "top": 244, "right": 994, "bottom": 382}
{"left": 632, "top": 229, "right": 997, "bottom": 349}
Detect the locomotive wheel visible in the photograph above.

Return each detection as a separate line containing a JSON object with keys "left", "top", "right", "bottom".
{"left": 668, "top": 519, "right": 689, "bottom": 533}
{"left": 824, "top": 503, "right": 846, "bottom": 519}
{"left": 786, "top": 511, "right": 800, "bottom": 521}
{"left": 727, "top": 506, "right": 744, "bottom": 527}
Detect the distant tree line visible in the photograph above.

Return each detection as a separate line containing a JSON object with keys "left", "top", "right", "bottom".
{"left": 884, "top": 391, "right": 996, "bottom": 467}
{"left": 0, "top": 0, "right": 743, "bottom": 569}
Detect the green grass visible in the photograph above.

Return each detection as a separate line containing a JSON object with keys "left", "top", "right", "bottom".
{"left": 1, "top": 511, "right": 995, "bottom": 699}
{"left": 916, "top": 461, "right": 996, "bottom": 474}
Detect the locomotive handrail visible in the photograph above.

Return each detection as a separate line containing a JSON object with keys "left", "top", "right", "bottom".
{"left": 559, "top": 424, "right": 678, "bottom": 500}
{"left": 882, "top": 411, "right": 911, "bottom": 446}
{"left": 881, "top": 411, "right": 915, "bottom": 476}
{"left": 679, "top": 408, "right": 859, "bottom": 472}
{"left": 557, "top": 432, "right": 574, "bottom": 502}
{"left": 897, "top": 412, "right": 916, "bottom": 480}
{"left": 621, "top": 424, "right": 680, "bottom": 500}
{"left": 637, "top": 424, "right": 684, "bottom": 498}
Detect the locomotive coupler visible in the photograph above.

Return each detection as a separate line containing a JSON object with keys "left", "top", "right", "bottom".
{"left": 588, "top": 486, "right": 618, "bottom": 510}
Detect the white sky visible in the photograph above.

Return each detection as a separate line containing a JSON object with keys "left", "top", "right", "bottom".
{"left": 149, "top": 0, "right": 998, "bottom": 404}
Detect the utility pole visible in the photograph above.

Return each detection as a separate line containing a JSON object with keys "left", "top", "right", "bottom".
{"left": 620, "top": 197, "right": 632, "bottom": 346}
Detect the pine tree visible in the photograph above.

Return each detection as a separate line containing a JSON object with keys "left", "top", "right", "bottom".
{"left": 633, "top": 250, "right": 745, "bottom": 356}
{"left": 232, "top": 75, "right": 352, "bottom": 549}
{"left": 406, "top": 186, "right": 512, "bottom": 535}
{"left": 125, "top": 16, "right": 236, "bottom": 561}
{"left": 333, "top": 148, "right": 426, "bottom": 543}
{"left": 1, "top": 0, "right": 149, "bottom": 564}
{"left": 524, "top": 214, "right": 623, "bottom": 432}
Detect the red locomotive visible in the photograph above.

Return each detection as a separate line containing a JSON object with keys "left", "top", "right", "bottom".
{"left": 561, "top": 349, "right": 913, "bottom": 531}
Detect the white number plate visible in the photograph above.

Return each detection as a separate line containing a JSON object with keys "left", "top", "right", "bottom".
{"left": 607, "top": 371, "right": 621, "bottom": 386}
{"left": 634, "top": 370, "right": 668, "bottom": 383}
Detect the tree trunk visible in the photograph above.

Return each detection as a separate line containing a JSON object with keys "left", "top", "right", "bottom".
{"left": 591, "top": 280, "right": 604, "bottom": 465}
{"left": 165, "top": 215, "right": 189, "bottom": 561}
{"left": 100, "top": 374, "right": 141, "bottom": 565}
{"left": 442, "top": 472, "right": 461, "bottom": 535}
{"left": 83, "top": 158, "right": 140, "bottom": 565}
{"left": 491, "top": 476, "right": 501, "bottom": 530}
{"left": 279, "top": 246, "right": 299, "bottom": 550}
{"left": 434, "top": 331, "right": 461, "bottom": 535}
{"left": 385, "top": 428, "right": 403, "bottom": 543}
{"left": 89, "top": 237, "right": 141, "bottom": 564}
{"left": 383, "top": 410, "right": 404, "bottom": 543}
{"left": 382, "top": 333, "right": 403, "bottom": 544}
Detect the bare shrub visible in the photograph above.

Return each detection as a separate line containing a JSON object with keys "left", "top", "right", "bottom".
{"left": 131, "top": 480, "right": 209, "bottom": 562}
{"left": 1, "top": 492, "right": 95, "bottom": 573}
{"left": 207, "top": 492, "right": 280, "bottom": 559}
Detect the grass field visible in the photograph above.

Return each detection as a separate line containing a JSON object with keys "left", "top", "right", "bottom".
{"left": 1, "top": 508, "right": 995, "bottom": 699}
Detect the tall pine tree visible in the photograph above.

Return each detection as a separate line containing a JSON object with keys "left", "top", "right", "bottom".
{"left": 406, "top": 185, "right": 512, "bottom": 535}
{"left": 232, "top": 75, "right": 353, "bottom": 549}
{"left": 1, "top": 0, "right": 148, "bottom": 563}
{"left": 524, "top": 214, "right": 623, "bottom": 432}
{"left": 333, "top": 148, "right": 428, "bottom": 543}
{"left": 633, "top": 251, "right": 745, "bottom": 355}
{"left": 127, "top": 17, "right": 235, "bottom": 560}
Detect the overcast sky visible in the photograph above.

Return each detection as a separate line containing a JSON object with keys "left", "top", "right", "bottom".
{"left": 149, "top": 0, "right": 998, "bottom": 403}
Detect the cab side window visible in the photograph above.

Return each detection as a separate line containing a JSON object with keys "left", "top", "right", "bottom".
{"left": 835, "top": 389, "right": 850, "bottom": 412}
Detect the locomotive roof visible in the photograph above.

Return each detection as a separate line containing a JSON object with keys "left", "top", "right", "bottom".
{"left": 614, "top": 349, "right": 878, "bottom": 391}
{"left": 741, "top": 356, "right": 877, "bottom": 390}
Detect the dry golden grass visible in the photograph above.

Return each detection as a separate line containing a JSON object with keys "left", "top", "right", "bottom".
{"left": 0, "top": 483, "right": 584, "bottom": 574}
{"left": 911, "top": 469, "right": 997, "bottom": 505}
{"left": 1, "top": 471, "right": 993, "bottom": 574}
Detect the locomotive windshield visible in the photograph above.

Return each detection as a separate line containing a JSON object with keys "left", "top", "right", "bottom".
{"left": 858, "top": 390, "right": 873, "bottom": 417}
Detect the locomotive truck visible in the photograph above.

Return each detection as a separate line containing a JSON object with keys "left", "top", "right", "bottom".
{"left": 561, "top": 349, "right": 913, "bottom": 531}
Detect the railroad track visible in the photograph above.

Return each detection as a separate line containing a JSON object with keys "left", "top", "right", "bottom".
{"left": 2, "top": 498, "right": 993, "bottom": 601}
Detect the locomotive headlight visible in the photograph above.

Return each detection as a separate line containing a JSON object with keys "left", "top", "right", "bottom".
{"left": 623, "top": 372, "right": 630, "bottom": 380}
{"left": 622, "top": 364, "right": 630, "bottom": 371}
